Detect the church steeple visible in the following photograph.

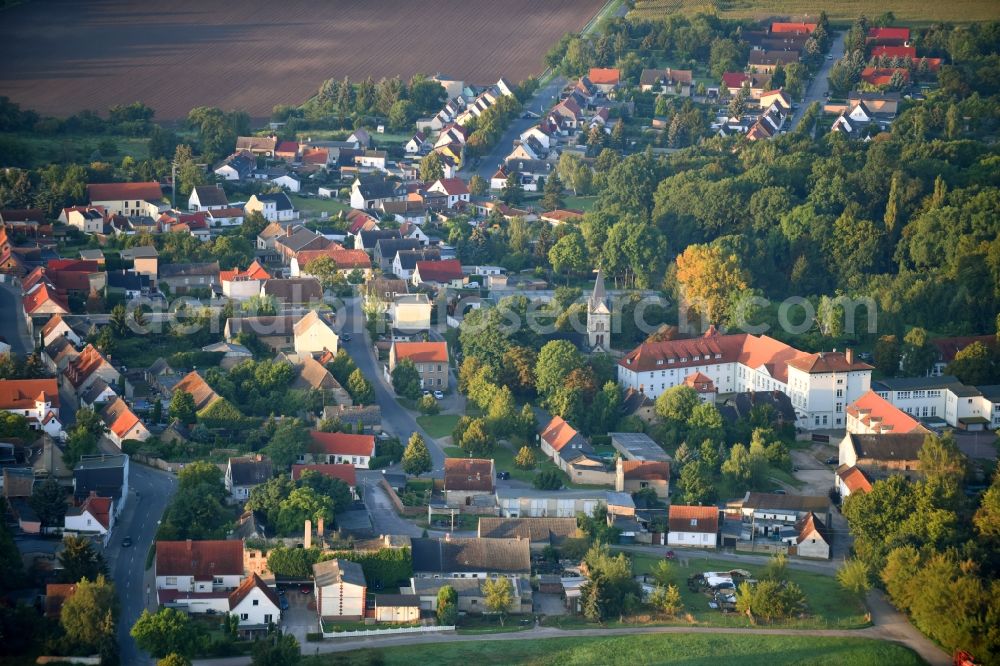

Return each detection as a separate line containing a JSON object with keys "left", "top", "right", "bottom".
{"left": 587, "top": 267, "right": 610, "bottom": 351}
{"left": 589, "top": 266, "right": 606, "bottom": 308}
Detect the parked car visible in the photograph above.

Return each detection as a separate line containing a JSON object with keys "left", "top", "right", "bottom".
{"left": 772, "top": 489, "right": 787, "bottom": 495}
{"left": 279, "top": 596, "right": 289, "bottom": 610}
{"left": 300, "top": 585, "right": 312, "bottom": 594}
{"left": 341, "top": 333, "right": 352, "bottom": 342}
{"left": 433, "top": 390, "right": 444, "bottom": 400}
{"left": 665, "top": 550, "right": 676, "bottom": 560}
{"left": 825, "top": 456, "right": 838, "bottom": 465}
{"left": 496, "top": 471, "right": 511, "bottom": 480}
{"left": 121, "top": 537, "right": 132, "bottom": 547}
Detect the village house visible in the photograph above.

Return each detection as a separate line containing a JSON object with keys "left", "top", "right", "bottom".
{"left": 188, "top": 185, "right": 229, "bottom": 212}
{"left": 365, "top": 277, "right": 409, "bottom": 313}
{"left": 64, "top": 492, "right": 114, "bottom": 543}
{"left": 214, "top": 151, "right": 256, "bottom": 181}
{"left": 292, "top": 246, "right": 372, "bottom": 279}
{"left": 350, "top": 174, "right": 406, "bottom": 210}
{"left": 73, "top": 453, "right": 129, "bottom": 519}
{"left": 389, "top": 294, "right": 432, "bottom": 332}
{"left": 411, "top": 536, "right": 531, "bottom": 579}
{"left": 794, "top": 513, "right": 831, "bottom": 559}
{"left": 618, "top": 329, "right": 873, "bottom": 430}
{"left": 291, "top": 463, "right": 357, "bottom": 497}
{"left": 220, "top": 260, "right": 271, "bottom": 300}
{"left": 236, "top": 135, "right": 278, "bottom": 156}
{"left": 225, "top": 455, "right": 274, "bottom": 502}
{"left": 292, "top": 310, "right": 339, "bottom": 355}
{"left": 538, "top": 415, "right": 608, "bottom": 484}
{"left": 300, "top": 431, "right": 375, "bottom": 468}
{"left": 225, "top": 315, "right": 300, "bottom": 353}
{"left": 477, "top": 517, "right": 580, "bottom": 550}
{"left": 874, "top": 375, "right": 1000, "bottom": 431}
{"left": 443, "top": 458, "right": 495, "bottom": 508}
{"left": 411, "top": 259, "right": 465, "bottom": 289}
{"left": 389, "top": 341, "right": 449, "bottom": 390}
{"left": 86, "top": 182, "right": 164, "bottom": 218}
{"left": 100, "top": 397, "right": 150, "bottom": 447}
{"left": 64, "top": 344, "right": 120, "bottom": 398}
{"left": 639, "top": 68, "right": 693, "bottom": 95}
{"left": 62, "top": 206, "right": 106, "bottom": 234}
{"left": 846, "top": 390, "right": 929, "bottom": 435}
{"left": 171, "top": 370, "right": 222, "bottom": 413}
{"left": 104, "top": 269, "right": 152, "bottom": 300}
{"left": 158, "top": 261, "right": 219, "bottom": 293}
{"left": 392, "top": 249, "right": 439, "bottom": 281}
{"left": 0, "top": 378, "right": 62, "bottom": 438}
{"left": 260, "top": 277, "right": 323, "bottom": 305}
{"left": 838, "top": 431, "right": 925, "bottom": 487}
{"left": 155, "top": 538, "right": 245, "bottom": 602}
{"left": 43, "top": 337, "right": 81, "bottom": 375}
{"left": 495, "top": 487, "right": 609, "bottom": 518}
{"left": 313, "top": 559, "right": 366, "bottom": 621}
{"left": 615, "top": 459, "right": 670, "bottom": 499}
{"left": 284, "top": 354, "right": 351, "bottom": 405}
{"left": 729, "top": 492, "right": 832, "bottom": 544}
{"left": 374, "top": 238, "right": 422, "bottom": 273}
{"left": 245, "top": 192, "right": 296, "bottom": 222}
{"left": 406, "top": 576, "right": 530, "bottom": 615}
{"left": 667, "top": 505, "right": 719, "bottom": 549}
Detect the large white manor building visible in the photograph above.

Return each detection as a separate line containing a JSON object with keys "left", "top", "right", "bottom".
{"left": 617, "top": 328, "right": 873, "bottom": 430}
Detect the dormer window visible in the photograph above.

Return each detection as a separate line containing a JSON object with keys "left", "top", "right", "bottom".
{"left": 693, "top": 355, "right": 699, "bottom": 361}
{"left": 715, "top": 354, "right": 722, "bottom": 359}
{"left": 668, "top": 358, "right": 675, "bottom": 364}
{"left": 680, "top": 357, "right": 687, "bottom": 362}
{"left": 656, "top": 360, "right": 663, "bottom": 366}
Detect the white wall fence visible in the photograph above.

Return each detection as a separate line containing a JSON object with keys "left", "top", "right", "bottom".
{"left": 320, "top": 624, "right": 455, "bottom": 639}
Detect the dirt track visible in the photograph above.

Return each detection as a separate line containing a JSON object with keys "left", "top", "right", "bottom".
{"left": 0, "top": 0, "right": 605, "bottom": 119}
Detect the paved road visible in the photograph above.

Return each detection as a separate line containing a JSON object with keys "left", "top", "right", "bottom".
{"left": 192, "top": 586, "right": 950, "bottom": 666}
{"left": 0, "top": 279, "right": 34, "bottom": 355}
{"left": 338, "top": 296, "right": 446, "bottom": 474}
{"left": 789, "top": 31, "right": 847, "bottom": 132}
{"left": 106, "top": 462, "right": 177, "bottom": 666}
{"left": 358, "top": 471, "right": 422, "bottom": 537}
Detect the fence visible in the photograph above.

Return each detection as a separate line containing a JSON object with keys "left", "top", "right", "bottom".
{"left": 379, "top": 477, "right": 425, "bottom": 517}
{"left": 734, "top": 540, "right": 791, "bottom": 555}
{"left": 321, "top": 624, "right": 455, "bottom": 639}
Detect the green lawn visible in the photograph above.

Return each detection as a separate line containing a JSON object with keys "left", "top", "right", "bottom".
{"left": 288, "top": 193, "right": 351, "bottom": 218}
{"left": 302, "top": 634, "right": 921, "bottom": 666}
{"left": 418, "top": 414, "right": 461, "bottom": 439}
{"left": 0, "top": 132, "right": 150, "bottom": 168}
{"left": 108, "top": 332, "right": 216, "bottom": 368}
{"left": 626, "top": 555, "right": 869, "bottom": 630}
{"left": 562, "top": 195, "right": 598, "bottom": 212}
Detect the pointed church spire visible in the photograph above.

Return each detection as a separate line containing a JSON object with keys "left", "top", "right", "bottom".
{"left": 590, "top": 266, "right": 606, "bottom": 307}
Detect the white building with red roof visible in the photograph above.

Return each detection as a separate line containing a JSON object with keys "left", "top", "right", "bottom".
{"left": 155, "top": 539, "right": 245, "bottom": 596}
{"left": 100, "top": 397, "right": 150, "bottom": 447}
{"left": 301, "top": 431, "right": 375, "bottom": 468}
{"left": 618, "top": 328, "right": 872, "bottom": 430}
{"left": 220, "top": 260, "right": 271, "bottom": 300}
{"left": 427, "top": 178, "right": 470, "bottom": 208}
{"left": 86, "top": 181, "right": 164, "bottom": 218}
{"left": 411, "top": 259, "right": 465, "bottom": 289}
{"left": 0, "top": 378, "right": 63, "bottom": 437}
{"left": 65, "top": 492, "right": 114, "bottom": 543}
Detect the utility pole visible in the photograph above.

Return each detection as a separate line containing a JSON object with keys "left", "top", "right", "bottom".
{"left": 171, "top": 161, "right": 177, "bottom": 209}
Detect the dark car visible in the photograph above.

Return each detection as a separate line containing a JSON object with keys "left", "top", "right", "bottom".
{"left": 825, "top": 456, "right": 838, "bottom": 465}
{"left": 342, "top": 333, "right": 352, "bottom": 342}
{"left": 496, "top": 471, "right": 510, "bottom": 480}
{"left": 279, "top": 596, "right": 289, "bottom": 610}
{"left": 121, "top": 537, "right": 132, "bottom": 548}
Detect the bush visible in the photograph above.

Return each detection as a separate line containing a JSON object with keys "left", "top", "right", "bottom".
{"left": 533, "top": 469, "right": 563, "bottom": 490}
{"left": 417, "top": 394, "right": 440, "bottom": 415}
{"left": 306, "top": 632, "right": 324, "bottom": 642}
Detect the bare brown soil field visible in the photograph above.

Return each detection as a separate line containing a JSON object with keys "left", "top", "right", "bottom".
{"left": 0, "top": 0, "right": 606, "bottom": 120}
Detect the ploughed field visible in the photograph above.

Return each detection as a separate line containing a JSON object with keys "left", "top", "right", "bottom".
{"left": 0, "top": 0, "right": 606, "bottom": 119}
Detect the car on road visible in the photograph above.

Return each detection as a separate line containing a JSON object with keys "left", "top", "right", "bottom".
{"left": 300, "top": 585, "right": 311, "bottom": 594}
{"left": 496, "top": 471, "right": 510, "bottom": 480}
{"left": 433, "top": 390, "right": 444, "bottom": 400}
{"left": 279, "top": 595, "right": 289, "bottom": 610}
{"left": 341, "top": 333, "right": 352, "bottom": 342}
{"left": 827, "top": 54, "right": 834, "bottom": 60}
{"left": 422, "top": 389, "right": 431, "bottom": 396}
{"left": 121, "top": 537, "right": 132, "bottom": 548}
{"left": 825, "top": 456, "right": 838, "bottom": 465}
{"left": 772, "top": 489, "right": 787, "bottom": 495}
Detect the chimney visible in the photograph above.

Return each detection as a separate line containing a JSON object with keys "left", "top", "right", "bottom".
{"left": 846, "top": 348, "right": 854, "bottom": 364}
{"left": 286, "top": 225, "right": 294, "bottom": 237}
{"left": 304, "top": 519, "right": 312, "bottom": 549}
{"left": 317, "top": 517, "right": 325, "bottom": 537}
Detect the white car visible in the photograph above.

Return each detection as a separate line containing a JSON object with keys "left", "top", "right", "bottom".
{"left": 433, "top": 390, "right": 444, "bottom": 400}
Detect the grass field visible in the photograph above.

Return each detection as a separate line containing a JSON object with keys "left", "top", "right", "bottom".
{"left": 288, "top": 193, "right": 351, "bottom": 219}
{"left": 626, "top": 554, "right": 869, "bottom": 629}
{"left": 628, "top": 0, "right": 999, "bottom": 24}
{"left": 0, "top": 131, "right": 150, "bottom": 167}
{"left": 562, "top": 195, "right": 599, "bottom": 212}
{"left": 417, "top": 414, "right": 461, "bottom": 439}
{"left": 303, "top": 634, "right": 922, "bottom": 666}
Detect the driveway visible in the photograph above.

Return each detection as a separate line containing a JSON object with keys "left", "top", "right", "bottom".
{"left": 358, "top": 471, "right": 422, "bottom": 538}
{"left": 280, "top": 589, "right": 318, "bottom": 647}
{"left": 788, "top": 31, "right": 847, "bottom": 133}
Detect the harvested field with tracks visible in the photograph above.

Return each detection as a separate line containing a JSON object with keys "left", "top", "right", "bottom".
{"left": 0, "top": 0, "right": 605, "bottom": 120}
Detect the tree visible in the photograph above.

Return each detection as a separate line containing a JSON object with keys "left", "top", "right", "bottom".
{"left": 276, "top": 486, "right": 333, "bottom": 536}
{"left": 654, "top": 386, "right": 700, "bottom": 424}
{"left": 417, "top": 393, "right": 440, "bottom": 415}
{"left": 402, "top": 432, "right": 432, "bottom": 476}
{"left": 296, "top": 471, "right": 352, "bottom": 514}
{"left": 158, "top": 655, "right": 192, "bottom": 666}
{"left": 109, "top": 302, "right": 130, "bottom": 337}
{"left": 901, "top": 327, "right": 936, "bottom": 377}
{"left": 169, "top": 390, "right": 196, "bottom": 425}
{"left": 946, "top": 341, "right": 996, "bottom": 385}
{"left": 679, "top": 460, "right": 715, "bottom": 505}
{"left": 514, "top": 446, "right": 537, "bottom": 470}
{"left": 436, "top": 585, "right": 458, "bottom": 626}
{"left": 264, "top": 419, "right": 309, "bottom": 469}
{"left": 579, "top": 543, "right": 641, "bottom": 621}
{"left": 649, "top": 584, "right": 684, "bottom": 618}
{"left": 59, "top": 535, "right": 108, "bottom": 583}
{"left": 347, "top": 368, "right": 375, "bottom": 404}
{"left": 252, "top": 631, "right": 300, "bottom": 666}
{"left": 650, "top": 560, "right": 675, "bottom": 587}
{"left": 419, "top": 152, "right": 444, "bottom": 182}
{"left": 61, "top": 575, "right": 118, "bottom": 650}
{"left": 535, "top": 340, "right": 584, "bottom": 401}
{"left": 548, "top": 231, "right": 588, "bottom": 281}
{"left": 459, "top": 418, "right": 494, "bottom": 457}
{"left": 542, "top": 171, "right": 565, "bottom": 211}
{"left": 482, "top": 576, "right": 513, "bottom": 626}
{"left": 710, "top": 38, "right": 743, "bottom": 79}
{"left": 675, "top": 244, "right": 750, "bottom": 327}
{"left": 31, "top": 476, "right": 66, "bottom": 527}
{"left": 501, "top": 170, "right": 524, "bottom": 206}
{"left": 874, "top": 335, "right": 902, "bottom": 377}
{"left": 533, "top": 469, "right": 564, "bottom": 490}
{"left": 132, "top": 608, "right": 201, "bottom": 658}
{"left": 391, "top": 358, "right": 422, "bottom": 400}
{"left": 837, "top": 559, "right": 871, "bottom": 597}
{"left": 468, "top": 174, "right": 488, "bottom": 196}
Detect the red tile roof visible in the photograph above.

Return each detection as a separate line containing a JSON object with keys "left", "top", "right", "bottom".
{"left": 101, "top": 397, "right": 143, "bottom": 440}
{"left": 621, "top": 460, "right": 669, "bottom": 481}
{"left": 722, "top": 71, "right": 749, "bottom": 89}
{"left": 208, "top": 207, "right": 246, "bottom": 219}
{"left": 540, "top": 415, "right": 579, "bottom": 452}
{"left": 291, "top": 463, "right": 357, "bottom": 487}
{"left": 668, "top": 505, "right": 719, "bottom": 534}
{"left": 307, "top": 431, "right": 375, "bottom": 457}
{"left": 172, "top": 371, "right": 220, "bottom": 412}
{"left": 683, "top": 372, "right": 716, "bottom": 393}
{"left": 229, "top": 572, "right": 280, "bottom": 610}
{"left": 771, "top": 22, "right": 816, "bottom": 34}
{"left": 40, "top": 313, "right": 68, "bottom": 340}
{"left": 871, "top": 45, "right": 917, "bottom": 59}
{"left": 79, "top": 493, "right": 112, "bottom": 530}
{"left": 45, "top": 583, "right": 77, "bottom": 619}
{"left": 444, "top": 458, "right": 494, "bottom": 492}
{"left": 432, "top": 178, "right": 470, "bottom": 196}
{"left": 0, "top": 378, "right": 59, "bottom": 410}
{"left": 867, "top": 27, "right": 910, "bottom": 42}
{"left": 220, "top": 260, "right": 271, "bottom": 283}
{"left": 301, "top": 147, "right": 330, "bottom": 165}
{"left": 837, "top": 465, "right": 873, "bottom": 494}
{"left": 414, "top": 259, "right": 463, "bottom": 283}
{"left": 23, "top": 281, "right": 69, "bottom": 315}
{"left": 846, "top": 391, "right": 927, "bottom": 434}
{"left": 155, "top": 540, "right": 244, "bottom": 578}
{"left": 296, "top": 246, "right": 371, "bottom": 270}
{"left": 63, "top": 344, "right": 112, "bottom": 389}
{"left": 588, "top": 68, "right": 621, "bottom": 85}
{"left": 87, "top": 181, "right": 162, "bottom": 202}
{"left": 787, "top": 351, "right": 873, "bottom": 374}
{"left": 860, "top": 67, "right": 909, "bottom": 86}
{"left": 275, "top": 141, "right": 300, "bottom": 156}
{"left": 392, "top": 341, "right": 448, "bottom": 364}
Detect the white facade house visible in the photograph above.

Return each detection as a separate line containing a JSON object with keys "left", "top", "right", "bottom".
{"left": 64, "top": 494, "right": 114, "bottom": 544}
{"left": 293, "top": 310, "right": 339, "bottom": 355}
{"left": 228, "top": 574, "right": 281, "bottom": 628}
{"left": 154, "top": 540, "right": 244, "bottom": 598}
{"left": 617, "top": 330, "right": 873, "bottom": 430}
{"left": 271, "top": 174, "right": 301, "bottom": 193}
{"left": 873, "top": 376, "right": 1000, "bottom": 431}
{"left": 245, "top": 193, "right": 296, "bottom": 222}
{"left": 667, "top": 506, "right": 719, "bottom": 549}
{"left": 313, "top": 559, "right": 366, "bottom": 620}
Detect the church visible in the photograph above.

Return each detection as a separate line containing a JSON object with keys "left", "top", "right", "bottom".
{"left": 587, "top": 268, "right": 610, "bottom": 352}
